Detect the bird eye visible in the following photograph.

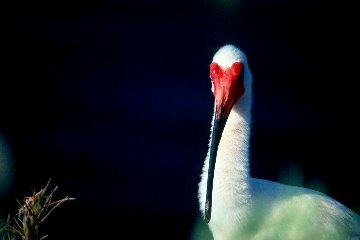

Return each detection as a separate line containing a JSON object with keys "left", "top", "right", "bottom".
{"left": 210, "top": 62, "right": 221, "bottom": 81}
{"left": 231, "top": 62, "right": 244, "bottom": 78}
{"left": 210, "top": 62, "right": 221, "bottom": 94}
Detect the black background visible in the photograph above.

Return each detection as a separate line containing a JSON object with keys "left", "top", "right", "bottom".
{"left": 1, "top": 0, "right": 358, "bottom": 239}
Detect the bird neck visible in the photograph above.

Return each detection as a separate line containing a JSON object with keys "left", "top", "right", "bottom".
{"left": 198, "top": 88, "right": 252, "bottom": 223}
{"left": 201, "top": 96, "right": 252, "bottom": 228}
{"left": 207, "top": 93, "right": 251, "bottom": 221}
{"left": 214, "top": 97, "right": 251, "bottom": 194}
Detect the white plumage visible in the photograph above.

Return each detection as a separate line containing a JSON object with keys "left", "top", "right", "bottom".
{"left": 198, "top": 44, "right": 360, "bottom": 240}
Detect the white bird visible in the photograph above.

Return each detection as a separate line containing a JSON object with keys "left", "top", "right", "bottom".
{"left": 198, "top": 44, "right": 360, "bottom": 240}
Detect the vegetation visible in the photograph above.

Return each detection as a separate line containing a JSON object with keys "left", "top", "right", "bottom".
{"left": 0, "top": 179, "right": 75, "bottom": 240}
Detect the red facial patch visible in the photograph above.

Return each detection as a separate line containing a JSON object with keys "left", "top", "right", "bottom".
{"left": 210, "top": 62, "right": 245, "bottom": 118}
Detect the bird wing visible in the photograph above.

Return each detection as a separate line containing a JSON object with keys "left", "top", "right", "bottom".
{"left": 247, "top": 178, "right": 360, "bottom": 240}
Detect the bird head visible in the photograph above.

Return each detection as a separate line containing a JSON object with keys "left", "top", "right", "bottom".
{"left": 205, "top": 44, "right": 250, "bottom": 223}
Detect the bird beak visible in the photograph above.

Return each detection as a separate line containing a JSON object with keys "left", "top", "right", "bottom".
{"left": 204, "top": 108, "right": 228, "bottom": 223}
{"left": 204, "top": 62, "right": 245, "bottom": 223}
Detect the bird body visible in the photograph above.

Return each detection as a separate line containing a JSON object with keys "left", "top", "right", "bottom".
{"left": 198, "top": 45, "right": 360, "bottom": 240}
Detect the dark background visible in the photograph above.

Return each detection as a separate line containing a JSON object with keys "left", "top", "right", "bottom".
{"left": 1, "top": 0, "right": 358, "bottom": 239}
